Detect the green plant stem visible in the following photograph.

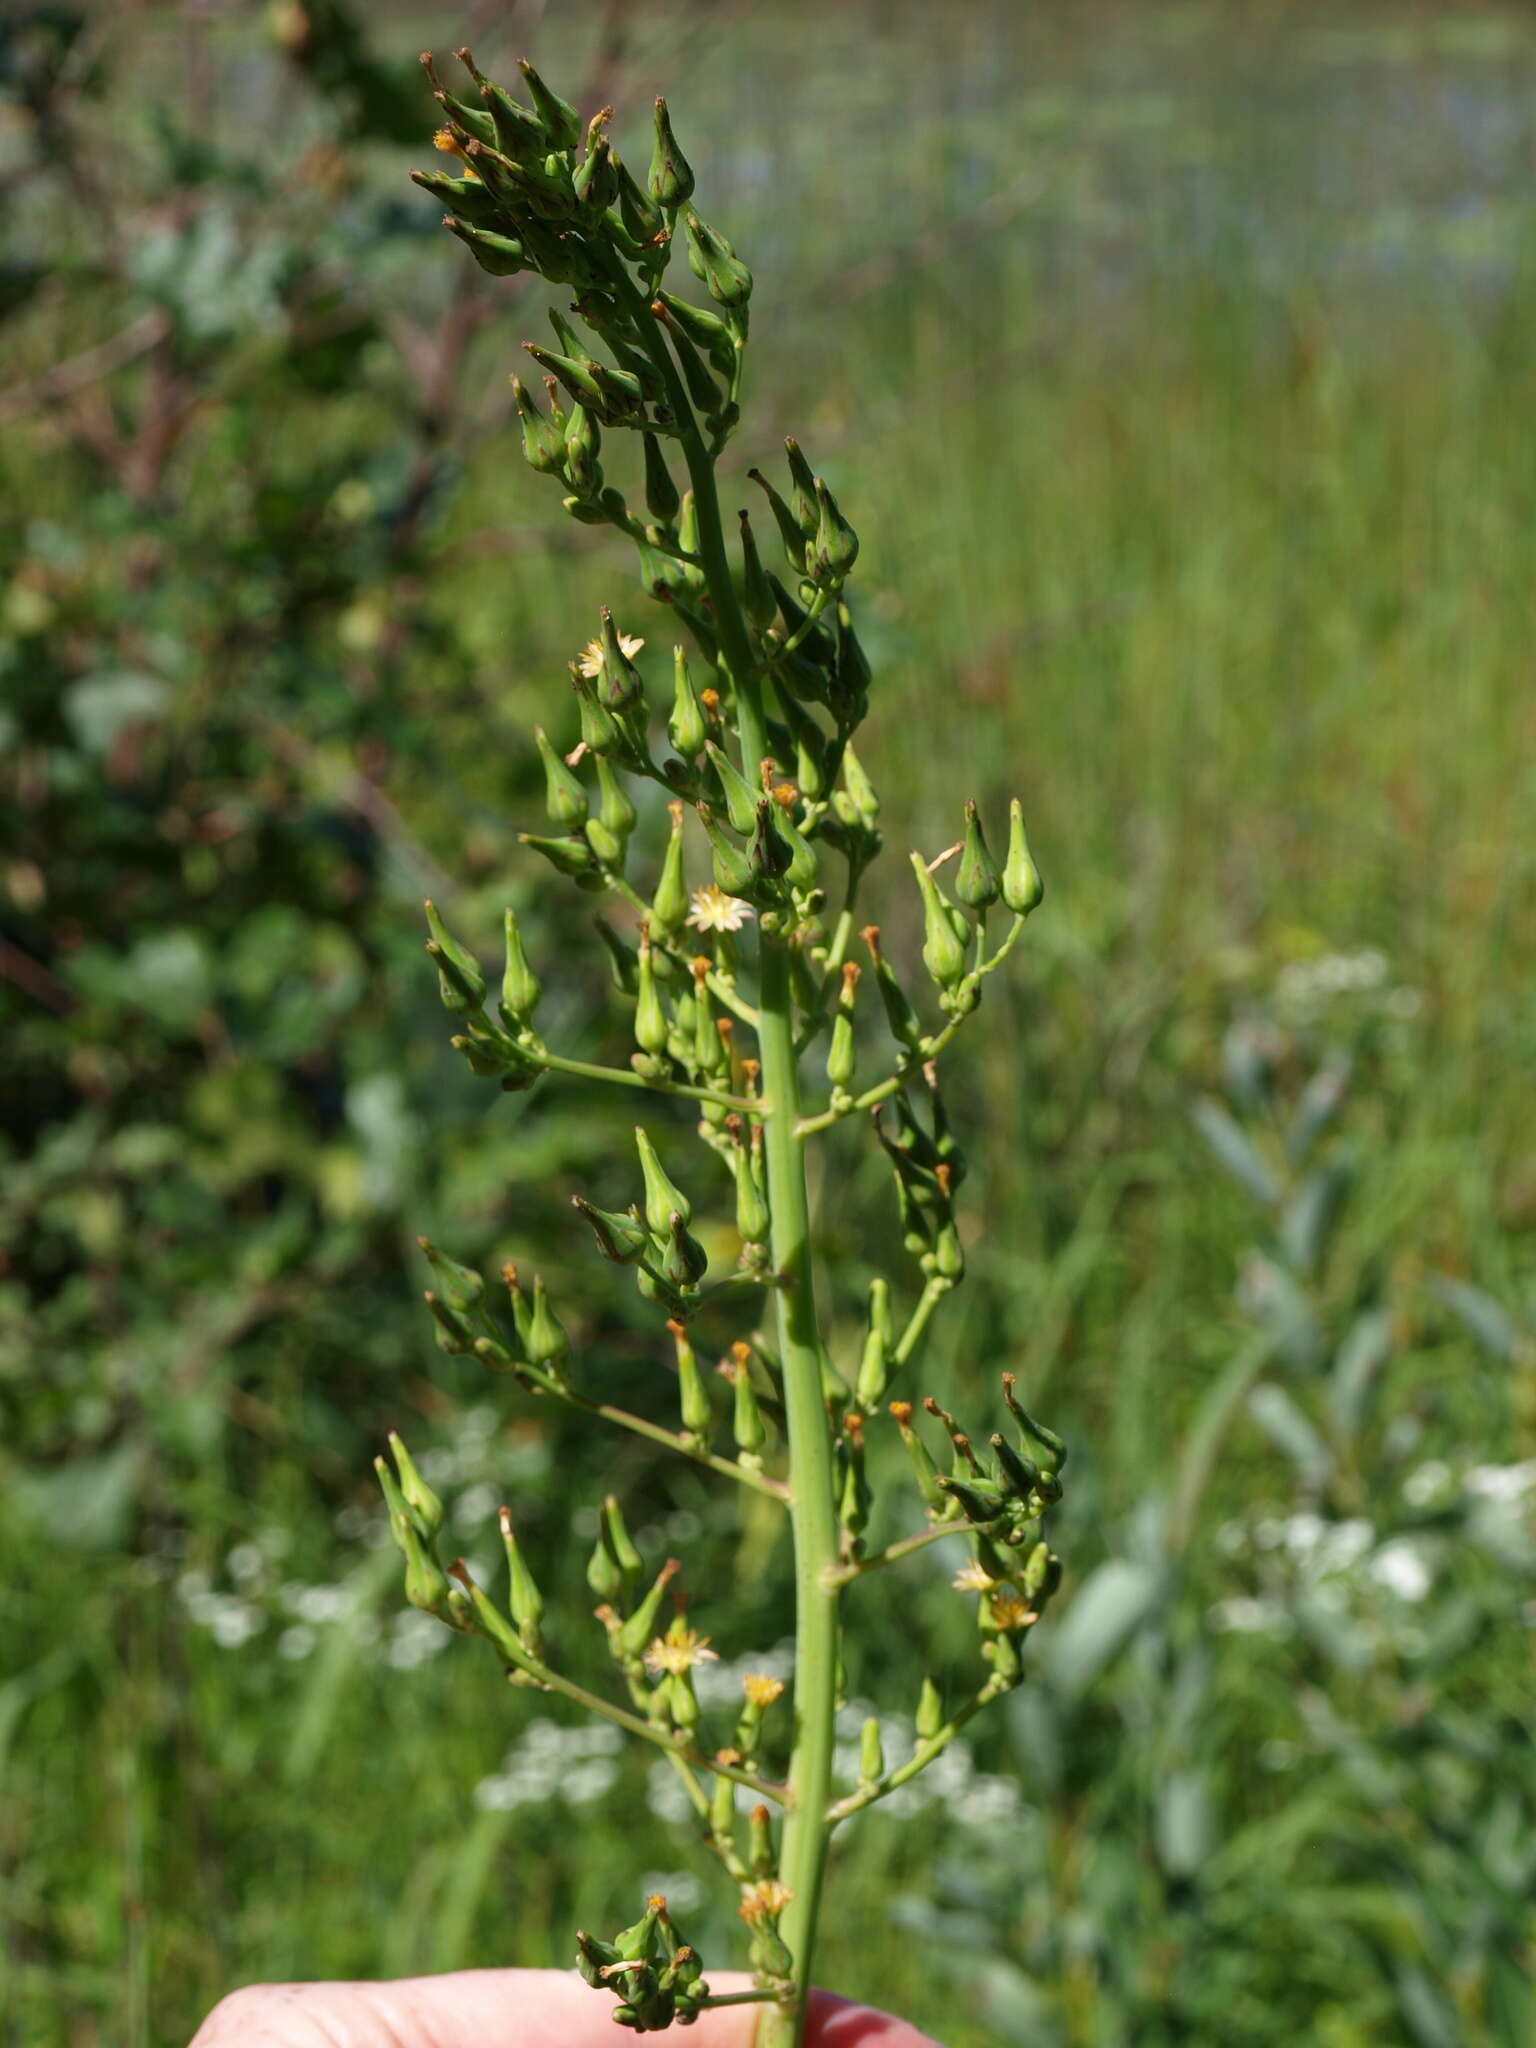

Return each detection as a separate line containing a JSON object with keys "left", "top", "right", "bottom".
{"left": 824, "top": 1676, "right": 1007, "bottom": 1826}
{"left": 555, "top": 1388, "right": 790, "bottom": 1501}
{"left": 824, "top": 1516, "right": 985, "bottom": 1587}
{"left": 619, "top": 266, "right": 839, "bottom": 2047}
{"left": 892, "top": 1274, "right": 952, "bottom": 1371}
{"left": 533, "top": 1045, "right": 758, "bottom": 1112}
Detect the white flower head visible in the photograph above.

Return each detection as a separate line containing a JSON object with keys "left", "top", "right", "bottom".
{"left": 688, "top": 884, "right": 754, "bottom": 934}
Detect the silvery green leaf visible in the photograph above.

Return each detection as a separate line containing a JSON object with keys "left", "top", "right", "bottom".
{"left": 1394, "top": 1964, "right": 1462, "bottom": 2048}
{"left": 1237, "top": 1252, "right": 1324, "bottom": 1367}
{"left": 1043, "top": 1558, "right": 1166, "bottom": 1701}
{"left": 1248, "top": 1383, "right": 1332, "bottom": 1487}
{"left": 1286, "top": 1055, "right": 1352, "bottom": 1163}
{"left": 1155, "top": 1767, "right": 1213, "bottom": 1878}
{"left": 1190, "top": 1097, "right": 1280, "bottom": 1206}
{"left": 1279, "top": 1156, "right": 1352, "bottom": 1278}
{"left": 1330, "top": 1308, "right": 1394, "bottom": 1437}
{"left": 1430, "top": 1275, "right": 1520, "bottom": 1361}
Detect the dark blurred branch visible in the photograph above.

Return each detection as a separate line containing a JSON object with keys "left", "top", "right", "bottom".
{"left": 0, "top": 308, "right": 172, "bottom": 426}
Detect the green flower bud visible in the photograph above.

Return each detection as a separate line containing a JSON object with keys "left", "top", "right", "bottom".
{"left": 498, "top": 1505, "right": 544, "bottom": 1650}
{"left": 423, "top": 899, "right": 486, "bottom": 1013}
{"left": 641, "top": 432, "right": 681, "bottom": 525}
{"left": 983, "top": 1631, "right": 1023, "bottom": 1686}
{"left": 416, "top": 1237, "right": 484, "bottom": 1315}
{"left": 684, "top": 211, "right": 752, "bottom": 306}
{"left": 889, "top": 1399, "right": 945, "bottom": 1513}
{"left": 749, "top": 1802, "right": 774, "bottom": 1878}
{"left": 1020, "top": 1539, "right": 1052, "bottom": 1602}
{"left": 574, "top": 133, "right": 617, "bottom": 212}
{"left": 749, "top": 797, "right": 792, "bottom": 886}
{"left": 572, "top": 1194, "right": 650, "bottom": 1265}
{"left": 938, "top": 1472, "right": 1009, "bottom": 1524}
{"left": 595, "top": 607, "right": 644, "bottom": 712}
{"left": 570, "top": 665, "right": 620, "bottom": 756}
{"left": 511, "top": 374, "right": 566, "bottom": 476}
{"left": 653, "top": 300, "right": 725, "bottom": 413}
{"left": 518, "top": 830, "right": 600, "bottom": 884}
{"left": 600, "top": 1494, "right": 644, "bottom": 1592}
{"left": 592, "top": 752, "right": 637, "bottom": 857}
{"left": 727, "top": 1346, "right": 766, "bottom": 1458}
{"left": 915, "top": 1674, "right": 944, "bottom": 1742}
{"left": 635, "top": 1126, "right": 692, "bottom": 1236}
{"left": 748, "top": 1923, "right": 794, "bottom": 1981}
{"left": 748, "top": 465, "right": 811, "bottom": 573}
{"left": 613, "top": 149, "right": 665, "bottom": 245}
{"left": 670, "top": 1318, "right": 713, "bottom": 1442}
{"left": 781, "top": 437, "right": 820, "bottom": 534}
{"left": 575, "top": 1929, "right": 620, "bottom": 1990}
{"left": 587, "top": 1521, "right": 623, "bottom": 1602}
{"left": 410, "top": 165, "right": 508, "bottom": 226}
{"left": 524, "top": 340, "right": 607, "bottom": 415}
{"left": 768, "top": 788, "right": 818, "bottom": 891}
{"left": 729, "top": 1122, "right": 769, "bottom": 1245}
{"left": 443, "top": 216, "right": 526, "bottom": 275}
{"left": 667, "top": 647, "right": 707, "bottom": 760}
{"left": 516, "top": 56, "right": 581, "bottom": 149}
{"left": 710, "top": 1768, "right": 735, "bottom": 1841}
{"left": 655, "top": 290, "right": 736, "bottom": 381}
{"left": 990, "top": 1432, "right": 1040, "bottom": 1505}
{"left": 767, "top": 573, "right": 836, "bottom": 668}
{"left": 956, "top": 799, "right": 1002, "bottom": 909}
{"left": 499, "top": 908, "right": 541, "bottom": 1024}
{"left": 910, "top": 852, "right": 969, "bottom": 989}
{"left": 400, "top": 1516, "right": 451, "bottom": 1616}
{"left": 1001, "top": 1374, "right": 1068, "bottom": 1474}
{"left": 826, "top": 960, "right": 860, "bottom": 1091}
{"left": 648, "top": 97, "right": 695, "bottom": 208}
{"left": 594, "top": 914, "right": 639, "bottom": 996}
{"left": 615, "top": 1555, "right": 680, "bottom": 1661}
{"left": 563, "top": 400, "right": 603, "bottom": 497}
{"left": 855, "top": 1277, "right": 893, "bottom": 1408}
{"left": 1001, "top": 798, "right": 1044, "bottom": 917}
{"left": 424, "top": 1288, "right": 475, "bottom": 1355}
{"left": 705, "top": 740, "right": 760, "bottom": 836}
{"left": 375, "top": 1454, "right": 410, "bottom": 1548}
{"left": 452, "top": 48, "right": 543, "bottom": 160}
{"left": 859, "top": 925, "right": 922, "bottom": 1053}
{"left": 696, "top": 801, "right": 755, "bottom": 897}
{"left": 388, "top": 1430, "right": 445, "bottom": 1539}
{"left": 858, "top": 1715, "right": 885, "bottom": 1788}
{"left": 534, "top": 724, "right": 587, "bottom": 828}
{"left": 811, "top": 475, "right": 859, "bottom": 580}
{"left": 524, "top": 1273, "right": 569, "bottom": 1370}
{"left": 838, "top": 1411, "right": 870, "bottom": 1539}
{"left": 662, "top": 1208, "right": 709, "bottom": 1290}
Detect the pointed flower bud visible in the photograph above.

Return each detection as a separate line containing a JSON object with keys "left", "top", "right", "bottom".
{"left": 838, "top": 1411, "right": 870, "bottom": 1539}
{"left": 723, "top": 1345, "right": 766, "bottom": 1458}
{"left": 855, "top": 1277, "right": 893, "bottom": 1408}
{"left": 615, "top": 1556, "right": 681, "bottom": 1661}
{"left": 696, "top": 802, "right": 755, "bottom": 898}
{"left": 444, "top": 218, "right": 527, "bottom": 275}
{"left": 642, "top": 432, "right": 681, "bottom": 524}
{"left": 1001, "top": 798, "right": 1044, "bottom": 916}
{"left": 826, "top": 960, "right": 861, "bottom": 1091}
{"left": 889, "top": 1399, "right": 946, "bottom": 1514}
{"left": 596, "top": 607, "right": 644, "bottom": 711}
{"left": 516, "top": 57, "right": 580, "bottom": 149}
{"left": 668, "top": 647, "right": 706, "bottom": 760}
{"left": 647, "top": 96, "right": 695, "bottom": 208}
{"left": 670, "top": 1318, "right": 713, "bottom": 1442}
{"left": 534, "top": 725, "right": 587, "bottom": 828}
{"left": 498, "top": 1505, "right": 544, "bottom": 1649}
{"left": 635, "top": 1126, "right": 692, "bottom": 1236}
{"left": 748, "top": 465, "right": 811, "bottom": 573}
{"left": 1002, "top": 1373, "right": 1068, "bottom": 1474}
{"left": 401, "top": 1516, "right": 451, "bottom": 1617}
{"left": 729, "top": 1122, "right": 769, "bottom": 1245}
{"left": 915, "top": 1674, "right": 944, "bottom": 1742}
{"left": 705, "top": 740, "right": 760, "bottom": 836}
{"left": 739, "top": 510, "right": 776, "bottom": 632}
{"left": 748, "top": 1802, "right": 774, "bottom": 1879}
{"left": 956, "top": 798, "right": 1002, "bottom": 909}
{"left": 572, "top": 1194, "right": 650, "bottom": 1265}
{"left": 424, "top": 899, "right": 486, "bottom": 1013}
{"left": 858, "top": 1715, "right": 885, "bottom": 1788}
{"left": 683, "top": 211, "right": 752, "bottom": 307}
{"left": 388, "top": 1430, "right": 445, "bottom": 1540}
{"left": 525, "top": 1273, "right": 569, "bottom": 1370}
{"left": 812, "top": 475, "right": 859, "bottom": 580}
{"left": 910, "top": 852, "right": 969, "bottom": 989}
{"left": 417, "top": 1236, "right": 484, "bottom": 1314}
{"left": 662, "top": 1209, "right": 709, "bottom": 1290}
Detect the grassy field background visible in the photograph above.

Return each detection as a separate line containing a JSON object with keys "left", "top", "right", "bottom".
{"left": 3, "top": 4, "right": 1533, "bottom": 2044}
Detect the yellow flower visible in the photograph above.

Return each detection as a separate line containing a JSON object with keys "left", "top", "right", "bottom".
{"left": 688, "top": 884, "right": 754, "bottom": 934}
{"left": 987, "top": 1590, "right": 1039, "bottom": 1633}
{"left": 576, "top": 630, "right": 644, "bottom": 678}
{"left": 742, "top": 1673, "right": 785, "bottom": 1708}
{"left": 642, "top": 1615, "right": 719, "bottom": 1677}
{"left": 738, "top": 1878, "right": 794, "bottom": 1925}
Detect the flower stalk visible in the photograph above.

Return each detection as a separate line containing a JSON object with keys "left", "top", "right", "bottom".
{"left": 378, "top": 49, "right": 1067, "bottom": 2043}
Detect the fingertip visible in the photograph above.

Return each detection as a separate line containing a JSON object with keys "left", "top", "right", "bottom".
{"left": 806, "top": 1986, "right": 948, "bottom": 2047}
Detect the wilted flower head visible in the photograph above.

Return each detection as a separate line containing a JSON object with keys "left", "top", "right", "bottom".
{"left": 738, "top": 1878, "right": 794, "bottom": 1925}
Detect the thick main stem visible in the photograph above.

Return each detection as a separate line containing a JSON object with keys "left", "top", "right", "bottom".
{"left": 754, "top": 938, "right": 840, "bottom": 2048}
{"left": 625, "top": 276, "right": 839, "bottom": 2045}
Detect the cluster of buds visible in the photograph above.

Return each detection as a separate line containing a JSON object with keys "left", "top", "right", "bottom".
{"left": 577, "top": 1895, "right": 710, "bottom": 2032}
{"left": 375, "top": 51, "right": 1065, "bottom": 2045}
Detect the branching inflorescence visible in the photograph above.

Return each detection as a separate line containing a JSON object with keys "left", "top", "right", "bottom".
{"left": 377, "top": 49, "right": 1064, "bottom": 2044}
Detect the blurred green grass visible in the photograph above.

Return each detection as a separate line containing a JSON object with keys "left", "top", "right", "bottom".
{"left": 3, "top": 4, "right": 1534, "bottom": 2044}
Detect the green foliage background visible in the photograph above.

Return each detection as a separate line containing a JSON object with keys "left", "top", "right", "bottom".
{"left": 3, "top": 4, "right": 1533, "bottom": 2044}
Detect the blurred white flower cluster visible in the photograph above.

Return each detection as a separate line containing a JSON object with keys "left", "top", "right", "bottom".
{"left": 473, "top": 1715, "right": 624, "bottom": 1813}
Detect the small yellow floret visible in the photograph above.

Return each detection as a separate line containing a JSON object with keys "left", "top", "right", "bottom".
{"left": 742, "top": 1673, "right": 785, "bottom": 1708}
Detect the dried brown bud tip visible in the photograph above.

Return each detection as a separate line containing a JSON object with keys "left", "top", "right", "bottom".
{"left": 889, "top": 1400, "right": 913, "bottom": 1424}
